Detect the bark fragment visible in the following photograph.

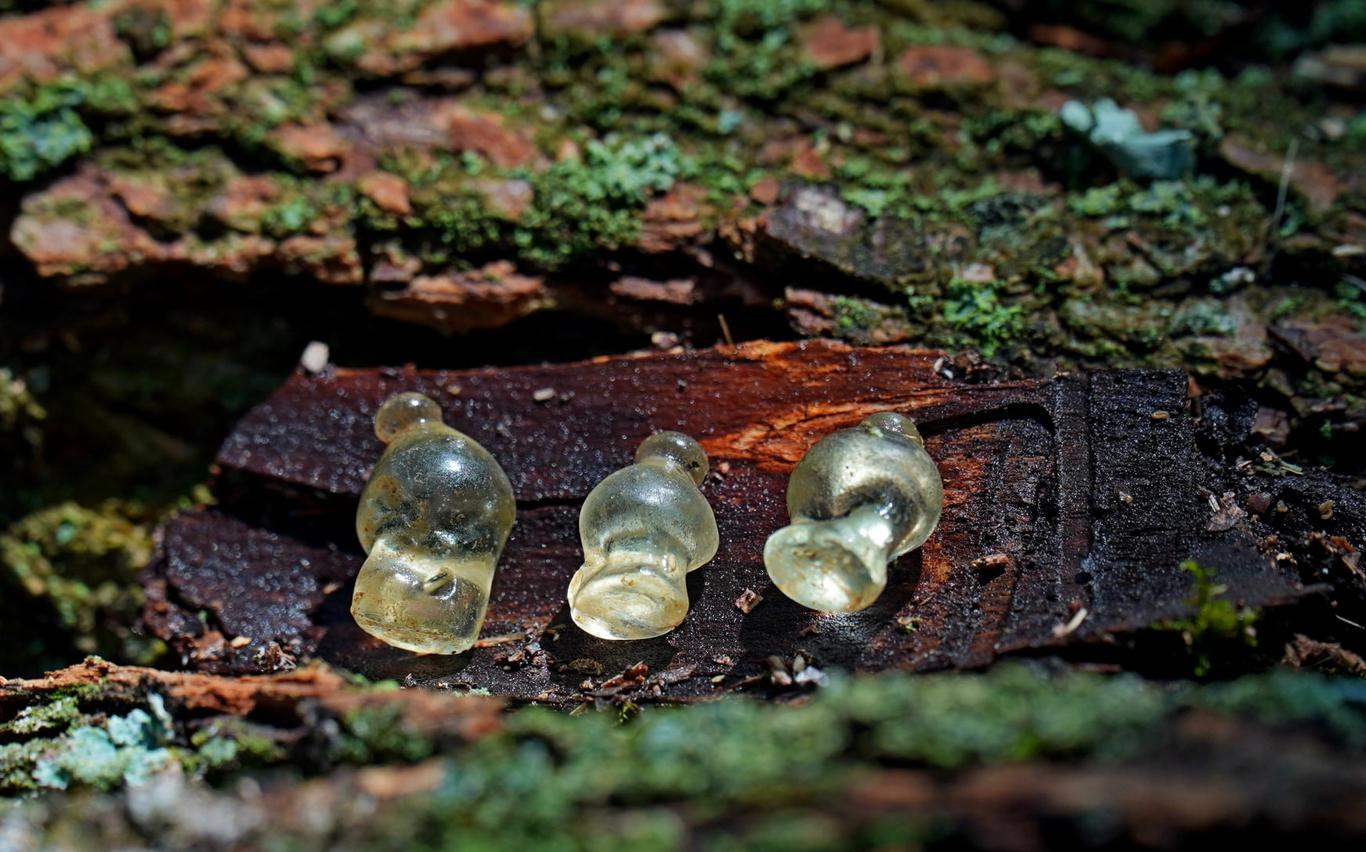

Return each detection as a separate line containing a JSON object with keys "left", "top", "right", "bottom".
{"left": 143, "top": 341, "right": 1307, "bottom": 703}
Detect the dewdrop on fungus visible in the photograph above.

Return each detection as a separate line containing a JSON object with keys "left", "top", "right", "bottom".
{"left": 353, "top": 392, "right": 516, "bottom": 654}
{"left": 764, "top": 412, "right": 942, "bottom": 613}
{"left": 568, "top": 431, "right": 719, "bottom": 640}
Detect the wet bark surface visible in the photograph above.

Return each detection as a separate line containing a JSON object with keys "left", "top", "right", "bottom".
{"left": 3, "top": 2, "right": 1365, "bottom": 845}
{"left": 141, "top": 341, "right": 1315, "bottom": 703}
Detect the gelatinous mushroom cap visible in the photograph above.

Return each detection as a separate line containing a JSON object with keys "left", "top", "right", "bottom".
{"left": 635, "top": 430, "right": 709, "bottom": 485}
{"left": 374, "top": 392, "right": 444, "bottom": 443}
{"left": 861, "top": 411, "right": 923, "bottom": 446}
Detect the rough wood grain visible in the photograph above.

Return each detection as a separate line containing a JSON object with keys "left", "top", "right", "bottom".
{"left": 142, "top": 340, "right": 1305, "bottom": 701}
{"left": 0, "top": 658, "right": 503, "bottom": 742}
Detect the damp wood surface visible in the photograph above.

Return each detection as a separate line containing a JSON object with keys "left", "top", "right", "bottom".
{"left": 142, "top": 340, "right": 1310, "bottom": 703}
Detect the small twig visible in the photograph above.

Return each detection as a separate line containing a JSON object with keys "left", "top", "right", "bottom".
{"left": 1265, "top": 137, "right": 1300, "bottom": 271}
{"left": 472, "top": 633, "right": 525, "bottom": 649}
{"left": 717, "top": 313, "right": 735, "bottom": 349}
{"left": 1052, "top": 607, "right": 1089, "bottom": 638}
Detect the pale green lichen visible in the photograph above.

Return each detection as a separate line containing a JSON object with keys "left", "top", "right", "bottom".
{"left": 1060, "top": 98, "right": 1195, "bottom": 180}
{"left": 1, "top": 693, "right": 174, "bottom": 793}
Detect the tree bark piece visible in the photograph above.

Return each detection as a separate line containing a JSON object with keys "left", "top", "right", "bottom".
{"left": 0, "top": 657, "right": 503, "bottom": 742}
{"left": 142, "top": 341, "right": 1304, "bottom": 702}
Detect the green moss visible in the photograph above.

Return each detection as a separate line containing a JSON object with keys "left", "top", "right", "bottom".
{"left": 835, "top": 156, "right": 917, "bottom": 218}
{"left": 1069, "top": 178, "right": 1233, "bottom": 227}
{"left": 0, "top": 73, "right": 140, "bottom": 182}
{"left": 186, "top": 722, "right": 288, "bottom": 773}
{"left": 0, "top": 81, "right": 94, "bottom": 182}
{"left": 713, "top": 0, "right": 828, "bottom": 33}
{"left": 828, "top": 296, "right": 879, "bottom": 332}
{"left": 1158, "top": 560, "right": 1261, "bottom": 677}
{"left": 261, "top": 194, "right": 322, "bottom": 237}
{"left": 699, "top": 0, "right": 831, "bottom": 101}
{"left": 837, "top": 665, "right": 1164, "bottom": 766}
{"left": 1193, "top": 671, "right": 1366, "bottom": 748}
{"left": 417, "top": 133, "right": 686, "bottom": 270}
{"left": 0, "top": 502, "right": 162, "bottom": 665}
{"left": 333, "top": 703, "right": 437, "bottom": 764}
{"left": 1033, "top": 45, "right": 1168, "bottom": 103}
{"left": 1169, "top": 299, "right": 1237, "bottom": 337}
{"left": 1, "top": 664, "right": 1363, "bottom": 810}
{"left": 1256, "top": 1, "right": 1366, "bottom": 58}
{"left": 355, "top": 666, "right": 1365, "bottom": 849}
{"left": 942, "top": 277, "right": 1023, "bottom": 357}
{"left": 963, "top": 108, "right": 1065, "bottom": 160}
{"left": 314, "top": 0, "right": 360, "bottom": 30}
{"left": 0, "top": 368, "right": 46, "bottom": 442}
{"left": 0, "top": 696, "right": 83, "bottom": 738}
{"left": 254, "top": 178, "right": 354, "bottom": 237}
{"left": 1336, "top": 281, "right": 1366, "bottom": 326}
{"left": 112, "top": 4, "right": 172, "bottom": 59}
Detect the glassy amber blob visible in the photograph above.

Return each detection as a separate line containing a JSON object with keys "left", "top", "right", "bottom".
{"left": 567, "top": 431, "right": 718, "bottom": 640}
{"left": 353, "top": 392, "right": 516, "bottom": 654}
{"left": 764, "top": 412, "right": 942, "bottom": 613}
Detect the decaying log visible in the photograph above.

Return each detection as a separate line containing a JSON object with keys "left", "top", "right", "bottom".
{"left": 17, "top": 734, "right": 1366, "bottom": 850}
{"left": 5, "top": 661, "right": 1366, "bottom": 850}
{"left": 142, "top": 340, "right": 1307, "bottom": 701}
{"left": 0, "top": 657, "right": 503, "bottom": 744}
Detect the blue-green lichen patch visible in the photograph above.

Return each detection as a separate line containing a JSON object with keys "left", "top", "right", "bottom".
{"left": 0, "top": 691, "right": 282, "bottom": 795}
{"left": 28, "top": 699, "right": 175, "bottom": 791}
{"left": 0, "top": 658, "right": 515, "bottom": 794}
{"left": 1, "top": 661, "right": 1364, "bottom": 850}
{"left": 361, "top": 664, "right": 1366, "bottom": 850}
{"left": 0, "top": 691, "right": 171, "bottom": 793}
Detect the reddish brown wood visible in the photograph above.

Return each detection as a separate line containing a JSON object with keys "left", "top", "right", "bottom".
{"left": 143, "top": 341, "right": 1304, "bottom": 701}
{"left": 0, "top": 658, "right": 503, "bottom": 742}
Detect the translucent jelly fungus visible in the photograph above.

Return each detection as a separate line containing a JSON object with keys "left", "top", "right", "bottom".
{"left": 568, "top": 431, "right": 719, "bottom": 640}
{"left": 764, "top": 412, "right": 942, "bottom": 613}
{"left": 353, "top": 392, "right": 516, "bottom": 654}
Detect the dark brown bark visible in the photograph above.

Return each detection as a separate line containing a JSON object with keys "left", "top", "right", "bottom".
{"left": 141, "top": 341, "right": 1306, "bottom": 702}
